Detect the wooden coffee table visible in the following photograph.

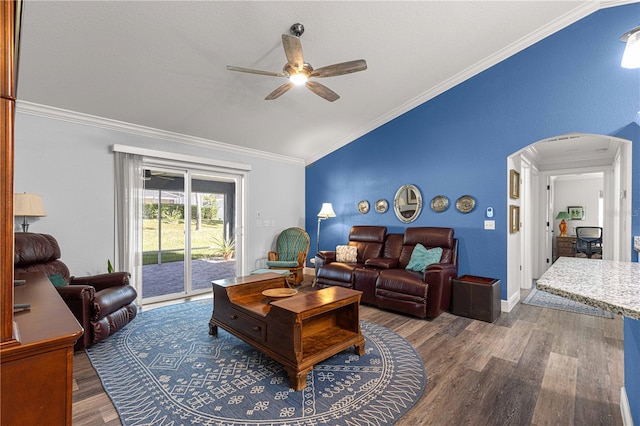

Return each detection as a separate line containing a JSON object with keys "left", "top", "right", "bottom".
{"left": 210, "top": 273, "right": 365, "bottom": 391}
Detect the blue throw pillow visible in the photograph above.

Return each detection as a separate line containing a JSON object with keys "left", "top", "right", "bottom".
{"left": 405, "top": 244, "right": 443, "bottom": 273}
{"left": 49, "top": 273, "right": 67, "bottom": 287}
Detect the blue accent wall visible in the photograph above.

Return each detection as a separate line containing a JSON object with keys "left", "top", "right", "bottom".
{"left": 625, "top": 317, "right": 640, "bottom": 424}
{"left": 306, "top": 3, "right": 640, "bottom": 420}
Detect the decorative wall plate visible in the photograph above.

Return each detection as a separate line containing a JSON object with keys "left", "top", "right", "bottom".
{"left": 455, "top": 195, "right": 476, "bottom": 213}
{"left": 430, "top": 195, "right": 449, "bottom": 212}
{"left": 375, "top": 199, "right": 388, "bottom": 213}
{"left": 358, "top": 200, "right": 370, "bottom": 214}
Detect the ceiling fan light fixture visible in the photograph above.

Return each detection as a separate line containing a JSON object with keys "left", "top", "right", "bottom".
{"left": 620, "top": 25, "right": 640, "bottom": 69}
{"left": 289, "top": 72, "right": 308, "bottom": 86}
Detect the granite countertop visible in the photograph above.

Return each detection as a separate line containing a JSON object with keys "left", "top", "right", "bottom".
{"left": 537, "top": 257, "right": 640, "bottom": 320}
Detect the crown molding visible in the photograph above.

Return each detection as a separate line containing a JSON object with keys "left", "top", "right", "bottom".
{"left": 15, "top": 101, "right": 305, "bottom": 166}
{"left": 305, "top": 1, "right": 610, "bottom": 165}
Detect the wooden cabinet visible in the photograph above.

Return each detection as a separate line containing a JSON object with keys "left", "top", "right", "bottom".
{"left": 556, "top": 236, "right": 576, "bottom": 259}
{"left": 2, "top": 5, "right": 84, "bottom": 424}
{"left": 1, "top": 0, "right": 19, "bottom": 348}
{"left": 1, "top": 273, "right": 83, "bottom": 425}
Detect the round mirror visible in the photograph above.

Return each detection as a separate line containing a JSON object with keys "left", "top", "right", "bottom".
{"left": 394, "top": 184, "right": 422, "bottom": 223}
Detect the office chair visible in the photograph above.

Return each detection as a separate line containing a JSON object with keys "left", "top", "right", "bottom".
{"left": 575, "top": 227, "right": 603, "bottom": 258}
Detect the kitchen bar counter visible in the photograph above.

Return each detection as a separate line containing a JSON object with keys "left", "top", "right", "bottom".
{"left": 537, "top": 257, "right": 640, "bottom": 320}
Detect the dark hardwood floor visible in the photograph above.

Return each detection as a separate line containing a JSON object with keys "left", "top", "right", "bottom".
{"left": 71, "top": 277, "right": 624, "bottom": 425}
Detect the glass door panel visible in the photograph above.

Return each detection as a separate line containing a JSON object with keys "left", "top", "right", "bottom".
{"left": 142, "top": 168, "right": 186, "bottom": 301}
{"left": 190, "top": 173, "right": 237, "bottom": 292}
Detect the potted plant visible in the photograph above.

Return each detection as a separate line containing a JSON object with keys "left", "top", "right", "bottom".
{"left": 214, "top": 236, "right": 235, "bottom": 261}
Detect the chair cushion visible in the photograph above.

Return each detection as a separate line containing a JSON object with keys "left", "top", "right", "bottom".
{"left": 14, "top": 233, "right": 61, "bottom": 266}
{"left": 266, "top": 260, "right": 300, "bottom": 268}
{"left": 377, "top": 269, "right": 428, "bottom": 298}
{"left": 406, "top": 244, "right": 442, "bottom": 273}
{"left": 274, "top": 228, "right": 309, "bottom": 263}
{"left": 336, "top": 245, "right": 358, "bottom": 262}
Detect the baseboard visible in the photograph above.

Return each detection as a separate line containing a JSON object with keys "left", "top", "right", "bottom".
{"left": 304, "top": 267, "right": 315, "bottom": 276}
{"left": 621, "top": 387, "right": 634, "bottom": 426}
{"left": 501, "top": 291, "right": 520, "bottom": 313}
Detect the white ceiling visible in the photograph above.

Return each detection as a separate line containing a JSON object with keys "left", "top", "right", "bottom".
{"left": 16, "top": 1, "right": 632, "bottom": 165}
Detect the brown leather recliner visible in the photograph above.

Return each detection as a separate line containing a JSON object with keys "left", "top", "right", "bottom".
{"left": 375, "top": 227, "right": 458, "bottom": 319}
{"left": 314, "top": 226, "right": 387, "bottom": 291}
{"left": 14, "top": 233, "right": 137, "bottom": 351}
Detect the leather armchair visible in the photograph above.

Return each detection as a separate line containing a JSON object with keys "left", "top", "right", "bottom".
{"left": 315, "top": 226, "right": 387, "bottom": 290}
{"left": 14, "top": 233, "right": 137, "bottom": 351}
{"left": 375, "top": 227, "right": 458, "bottom": 318}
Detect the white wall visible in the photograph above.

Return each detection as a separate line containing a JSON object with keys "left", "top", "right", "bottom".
{"left": 553, "top": 175, "right": 603, "bottom": 237}
{"left": 14, "top": 106, "right": 306, "bottom": 276}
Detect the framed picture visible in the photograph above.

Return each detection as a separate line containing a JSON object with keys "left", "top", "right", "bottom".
{"left": 568, "top": 206, "right": 585, "bottom": 220}
{"left": 509, "top": 205, "right": 520, "bottom": 233}
{"left": 509, "top": 170, "right": 520, "bottom": 199}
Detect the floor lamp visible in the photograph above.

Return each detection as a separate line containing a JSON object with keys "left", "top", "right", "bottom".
{"left": 316, "top": 203, "right": 336, "bottom": 255}
{"left": 313, "top": 203, "right": 336, "bottom": 286}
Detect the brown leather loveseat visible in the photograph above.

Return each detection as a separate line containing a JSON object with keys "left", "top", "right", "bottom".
{"left": 14, "top": 233, "right": 137, "bottom": 350}
{"left": 315, "top": 226, "right": 458, "bottom": 319}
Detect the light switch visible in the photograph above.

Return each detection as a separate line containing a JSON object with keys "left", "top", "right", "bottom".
{"left": 256, "top": 219, "right": 262, "bottom": 227}
{"left": 484, "top": 220, "right": 495, "bottom": 230}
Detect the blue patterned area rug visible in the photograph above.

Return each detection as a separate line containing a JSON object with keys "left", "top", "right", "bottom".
{"left": 523, "top": 286, "right": 614, "bottom": 319}
{"left": 86, "top": 299, "right": 426, "bottom": 425}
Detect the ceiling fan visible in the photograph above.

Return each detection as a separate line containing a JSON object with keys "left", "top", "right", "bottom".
{"left": 227, "top": 23, "right": 367, "bottom": 102}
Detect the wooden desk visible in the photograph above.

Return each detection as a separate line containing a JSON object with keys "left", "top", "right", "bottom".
{"left": 1, "top": 272, "right": 83, "bottom": 425}
{"left": 556, "top": 236, "right": 576, "bottom": 258}
{"left": 210, "top": 273, "right": 365, "bottom": 390}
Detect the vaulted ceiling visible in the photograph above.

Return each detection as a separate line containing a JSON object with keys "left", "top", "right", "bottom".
{"left": 16, "top": 1, "right": 631, "bottom": 165}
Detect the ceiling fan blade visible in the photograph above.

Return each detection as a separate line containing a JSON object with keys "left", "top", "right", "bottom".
{"left": 265, "top": 82, "right": 294, "bottom": 100}
{"left": 226, "top": 65, "right": 285, "bottom": 77}
{"left": 306, "top": 81, "right": 340, "bottom": 102}
{"left": 281, "top": 34, "right": 304, "bottom": 72}
{"left": 310, "top": 59, "right": 368, "bottom": 78}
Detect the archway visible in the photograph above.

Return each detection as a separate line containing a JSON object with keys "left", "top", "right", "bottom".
{"left": 504, "top": 133, "right": 632, "bottom": 312}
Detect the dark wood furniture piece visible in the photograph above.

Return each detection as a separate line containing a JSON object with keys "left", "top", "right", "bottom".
{"left": 210, "top": 272, "right": 365, "bottom": 391}
{"left": 2, "top": 0, "right": 19, "bottom": 351}
{"left": 451, "top": 275, "right": 501, "bottom": 323}
{"left": 556, "top": 236, "right": 576, "bottom": 259}
{"left": 1, "top": 272, "right": 83, "bottom": 425}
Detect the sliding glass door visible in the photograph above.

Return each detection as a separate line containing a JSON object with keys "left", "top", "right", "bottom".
{"left": 141, "top": 166, "right": 239, "bottom": 303}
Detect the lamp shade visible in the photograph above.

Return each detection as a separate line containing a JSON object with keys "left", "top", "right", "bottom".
{"left": 14, "top": 193, "right": 47, "bottom": 217}
{"left": 555, "top": 211, "right": 571, "bottom": 220}
{"left": 317, "top": 203, "right": 336, "bottom": 219}
{"left": 621, "top": 26, "right": 640, "bottom": 69}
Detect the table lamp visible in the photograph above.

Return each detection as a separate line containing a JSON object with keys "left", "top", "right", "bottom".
{"left": 14, "top": 193, "right": 47, "bottom": 232}
{"left": 555, "top": 211, "right": 571, "bottom": 237}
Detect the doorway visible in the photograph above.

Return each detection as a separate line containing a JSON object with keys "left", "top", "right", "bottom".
{"left": 141, "top": 166, "right": 239, "bottom": 304}
{"left": 505, "top": 133, "right": 632, "bottom": 312}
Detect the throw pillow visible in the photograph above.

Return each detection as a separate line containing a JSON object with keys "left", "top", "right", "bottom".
{"left": 406, "top": 244, "right": 443, "bottom": 273}
{"left": 49, "top": 273, "right": 68, "bottom": 287}
{"left": 336, "top": 245, "right": 358, "bottom": 263}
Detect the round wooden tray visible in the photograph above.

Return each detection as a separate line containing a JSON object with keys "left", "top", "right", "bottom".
{"left": 262, "top": 288, "right": 298, "bottom": 298}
